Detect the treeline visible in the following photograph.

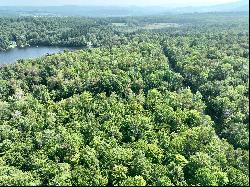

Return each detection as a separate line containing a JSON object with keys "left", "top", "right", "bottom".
{"left": 1, "top": 12, "right": 248, "bottom": 51}
{"left": 0, "top": 17, "right": 131, "bottom": 51}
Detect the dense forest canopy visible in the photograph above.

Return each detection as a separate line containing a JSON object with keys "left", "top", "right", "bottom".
{"left": 0, "top": 12, "right": 248, "bottom": 51}
{"left": 0, "top": 12, "right": 249, "bottom": 186}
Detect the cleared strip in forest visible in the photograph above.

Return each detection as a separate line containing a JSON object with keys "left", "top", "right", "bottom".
{"left": 162, "top": 46, "right": 227, "bottom": 144}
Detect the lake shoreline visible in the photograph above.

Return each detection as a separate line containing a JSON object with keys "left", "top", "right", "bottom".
{"left": 0, "top": 46, "right": 84, "bottom": 64}
{"left": 0, "top": 44, "right": 87, "bottom": 52}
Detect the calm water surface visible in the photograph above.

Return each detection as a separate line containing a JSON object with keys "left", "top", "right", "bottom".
{"left": 0, "top": 46, "right": 80, "bottom": 64}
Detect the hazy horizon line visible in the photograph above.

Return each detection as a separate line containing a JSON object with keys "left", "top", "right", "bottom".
{"left": 0, "top": 3, "right": 241, "bottom": 9}
{"left": 0, "top": 0, "right": 244, "bottom": 8}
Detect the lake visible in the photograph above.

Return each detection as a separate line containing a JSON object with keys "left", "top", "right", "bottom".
{"left": 0, "top": 46, "right": 81, "bottom": 64}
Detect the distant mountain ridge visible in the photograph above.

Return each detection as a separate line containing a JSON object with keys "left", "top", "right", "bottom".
{"left": 172, "top": 0, "right": 249, "bottom": 13}
{"left": 0, "top": 0, "right": 248, "bottom": 17}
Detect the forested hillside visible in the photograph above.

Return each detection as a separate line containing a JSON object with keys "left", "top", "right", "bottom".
{"left": 0, "top": 13, "right": 249, "bottom": 186}
{"left": 0, "top": 17, "right": 125, "bottom": 51}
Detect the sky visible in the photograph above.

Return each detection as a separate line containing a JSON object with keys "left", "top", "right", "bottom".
{"left": 0, "top": 0, "right": 240, "bottom": 7}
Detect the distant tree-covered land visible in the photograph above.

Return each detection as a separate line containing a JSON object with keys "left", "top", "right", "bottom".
{"left": 0, "top": 12, "right": 249, "bottom": 186}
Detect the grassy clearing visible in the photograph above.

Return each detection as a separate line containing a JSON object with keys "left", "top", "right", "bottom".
{"left": 143, "top": 23, "right": 181, "bottom": 30}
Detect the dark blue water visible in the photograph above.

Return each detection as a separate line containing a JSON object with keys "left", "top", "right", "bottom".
{"left": 0, "top": 46, "right": 80, "bottom": 64}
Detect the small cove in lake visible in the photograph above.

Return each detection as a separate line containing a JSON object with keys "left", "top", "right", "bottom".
{"left": 0, "top": 46, "right": 82, "bottom": 64}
